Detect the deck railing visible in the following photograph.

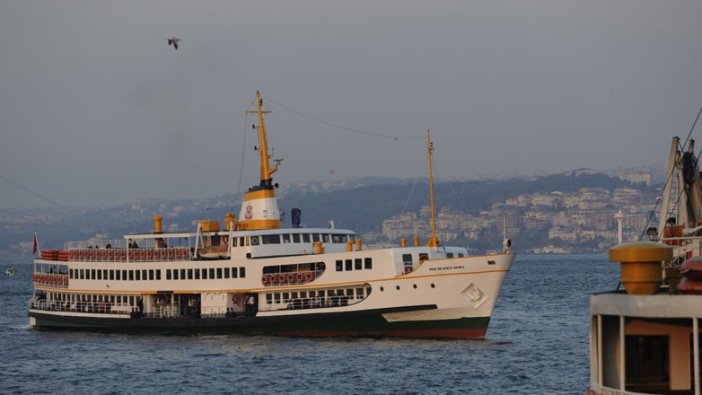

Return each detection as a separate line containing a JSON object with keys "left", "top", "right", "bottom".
{"left": 38, "top": 247, "right": 191, "bottom": 262}
{"left": 29, "top": 299, "right": 136, "bottom": 315}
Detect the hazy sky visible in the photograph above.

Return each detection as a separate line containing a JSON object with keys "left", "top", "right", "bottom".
{"left": 1, "top": 0, "right": 702, "bottom": 208}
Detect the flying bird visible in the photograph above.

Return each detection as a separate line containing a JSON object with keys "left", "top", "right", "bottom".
{"left": 168, "top": 36, "right": 181, "bottom": 50}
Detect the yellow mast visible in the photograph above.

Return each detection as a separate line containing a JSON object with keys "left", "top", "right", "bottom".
{"left": 254, "top": 90, "right": 279, "bottom": 184}
{"left": 426, "top": 129, "right": 440, "bottom": 247}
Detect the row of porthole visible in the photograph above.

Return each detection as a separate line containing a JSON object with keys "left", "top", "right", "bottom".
{"left": 379, "top": 283, "right": 436, "bottom": 292}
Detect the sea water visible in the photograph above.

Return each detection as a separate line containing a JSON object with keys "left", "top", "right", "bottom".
{"left": 0, "top": 254, "right": 617, "bottom": 394}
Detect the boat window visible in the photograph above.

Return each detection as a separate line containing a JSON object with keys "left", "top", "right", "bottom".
{"left": 194, "top": 269, "right": 200, "bottom": 280}
{"left": 217, "top": 268, "right": 223, "bottom": 279}
{"left": 122, "top": 270, "right": 127, "bottom": 280}
{"left": 262, "top": 234, "right": 280, "bottom": 244}
{"left": 309, "top": 290, "right": 316, "bottom": 297}
{"left": 239, "top": 237, "right": 246, "bottom": 247}
{"left": 364, "top": 258, "right": 372, "bottom": 270}
{"left": 232, "top": 267, "right": 238, "bottom": 278}
{"left": 209, "top": 268, "right": 215, "bottom": 279}
{"left": 166, "top": 270, "right": 172, "bottom": 280}
{"left": 356, "top": 288, "right": 364, "bottom": 299}
{"left": 274, "top": 293, "right": 281, "bottom": 303}
{"left": 135, "top": 270, "right": 141, "bottom": 281}
{"left": 91, "top": 269, "right": 96, "bottom": 279}
{"left": 322, "top": 234, "right": 329, "bottom": 243}
{"left": 447, "top": 252, "right": 454, "bottom": 258}
{"left": 354, "top": 258, "right": 362, "bottom": 270}
{"left": 303, "top": 234, "right": 310, "bottom": 243}
{"left": 232, "top": 237, "right": 237, "bottom": 247}
{"left": 156, "top": 270, "right": 161, "bottom": 280}
{"left": 224, "top": 267, "right": 230, "bottom": 278}
{"left": 109, "top": 270, "right": 114, "bottom": 280}
{"left": 402, "top": 254, "right": 413, "bottom": 265}
{"left": 129, "top": 271, "right": 134, "bottom": 281}
{"left": 419, "top": 253, "right": 428, "bottom": 261}
{"left": 239, "top": 267, "right": 246, "bottom": 278}
{"left": 149, "top": 270, "right": 154, "bottom": 280}
{"left": 332, "top": 234, "right": 345, "bottom": 243}
{"left": 312, "top": 234, "right": 320, "bottom": 242}
{"left": 345, "top": 259, "right": 352, "bottom": 271}
{"left": 292, "top": 292, "right": 298, "bottom": 299}
{"left": 78, "top": 269, "right": 83, "bottom": 280}
{"left": 142, "top": 270, "right": 147, "bottom": 280}
{"left": 292, "top": 233, "right": 300, "bottom": 243}
{"left": 458, "top": 253, "right": 464, "bottom": 257}
{"left": 250, "top": 236, "right": 259, "bottom": 246}
{"left": 283, "top": 292, "right": 290, "bottom": 303}
{"left": 282, "top": 234, "right": 291, "bottom": 243}
{"left": 349, "top": 234, "right": 356, "bottom": 242}
{"left": 336, "top": 260, "right": 343, "bottom": 272}
{"left": 300, "top": 291, "right": 307, "bottom": 298}
{"left": 97, "top": 270, "right": 102, "bottom": 280}
{"left": 202, "top": 269, "right": 208, "bottom": 279}
{"left": 103, "top": 269, "right": 108, "bottom": 279}
{"left": 174, "top": 270, "right": 179, "bottom": 280}
{"left": 187, "top": 269, "right": 193, "bottom": 279}
{"left": 69, "top": 269, "right": 74, "bottom": 279}
{"left": 266, "top": 294, "right": 272, "bottom": 304}
{"left": 116, "top": 270, "right": 121, "bottom": 281}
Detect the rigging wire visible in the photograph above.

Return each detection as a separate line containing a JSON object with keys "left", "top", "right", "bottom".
{"left": 682, "top": 104, "right": 702, "bottom": 150}
{"left": 264, "top": 95, "right": 423, "bottom": 141}
{"left": 235, "top": 113, "right": 249, "bottom": 200}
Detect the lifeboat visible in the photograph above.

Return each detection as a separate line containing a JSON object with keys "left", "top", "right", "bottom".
{"left": 679, "top": 256, "right": 702, "bottom": 294}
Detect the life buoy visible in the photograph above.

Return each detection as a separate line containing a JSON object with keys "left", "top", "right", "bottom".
{"left": 305, "top": 272, "right": 314, "bottom": 282}
{"left": 278, "top": 273, "right": 287, "bottom": 284}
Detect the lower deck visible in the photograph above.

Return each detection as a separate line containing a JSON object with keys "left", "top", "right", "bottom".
{"left": 590, "top": 293, "right": 702, "bottom": 395}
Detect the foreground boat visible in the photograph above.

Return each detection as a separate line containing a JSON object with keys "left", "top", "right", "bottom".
{"left": 589, "top": 137, "right": 702, "bottom": 394}
{"left": 28, "top": 91, "right": 515, "bottom": 339}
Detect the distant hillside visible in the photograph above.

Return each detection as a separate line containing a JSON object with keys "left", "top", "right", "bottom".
{"left": 0, "top": 172, "right": 655, "bottom": 256}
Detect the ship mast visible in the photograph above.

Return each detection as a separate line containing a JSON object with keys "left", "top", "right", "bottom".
{"left": 238, "top": 91, "right": 282, "bottom": 230}
{"left": 252, "top": 90, "right": 280, "bottom": 187}
{"left": 426, "top": 129, "right": 440, "bottom": 247}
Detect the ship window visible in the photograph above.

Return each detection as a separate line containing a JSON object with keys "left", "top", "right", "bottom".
{"left": 282, "top": 234, "right": 291, "bottom": 243}
{"left": 625, "top": 335, "right": 670, "bottom": 391}
{"left": 322, "top": 234, "right": 329, "bottom": 243}
{"left": 231, "top": 237, "right": 237, "bottom": 247}
{"left": 209, "top": 268, "right": 215, "bottom": 279}
{"left": 364, "top": 258, "right": 372, "bottom": 269}
{"left": 266, "top": 294, "right": 272, "bottom": 304}
{"left": 149, "top": 270, "right": 154, "bottom": 280}
{"left": 292, "top": 233, "right": 301, "bottom": 243}
{"left": 312, "top": 234, "right": 320, "bottom": 242}
{"left": 239, "top": 267, "right": 246, "bottom": 278}
{"left": 239, "top": 237, "right": 246, "bottom": 247}
{"left": 103, "top": 269, "right": 108, "bottom": 279}
{"left": 292, "top": 292, "right": 298, "bottom": 299}
{"left": 135, "top": 270, "right": 141, "bottom": 281}
{"left": 354, "top": 258, "right": 362, "bottom": 270}
{"left": 347, "top": 289, "right": 354, "bottom": 297}
{"left": 274, "top": 293, "right": 281, "bottom": 303}
{"left": 97, "top": 270, "right": 102, "bottom": 280}
{"left": 336, "top": 260, "right": 343, "bottom": 271}
{"left": 142, "top": 270, "right": 148, "bottom": 280}
{"left": 224, "top": 267, "right": 230, "bottom": 278}
{"left": 217, "top": 268, "right": 222, "bottom": 279}
{"left": 156, "top": 270, "right": 161, "bottom": 280}
{"left": 232, "top": 267, "right": 238, "bottom": 278}
{"left": 366, "top": 286, "right": 371, "bottom": 295}
{"left": 303, "top": 234, "right": 310, "bottom": 243}
{"left": 262, "top": 234, "right": 280, "bottom": 244}
{"left": 69, "top": 269, "right": 74, "bottom": 279}
{"left": 283, "top": 292, "right": 290, "bottom": 303}
{"left": 447, "top": 252, "right": 454, "bottom": 258}
{"left": 166, "top": 270, "right": 172, "bottom": 280}
{"left": 250, "top": 236, "right": 259, "bottom": 246}
{"left": 173, "top": 270, "right": 179, "bottom": 280}
{"left": 129, "top": 271, "right": 134, "bottom": 281}
{"left": 122, "top": 270, "right": 127, "bottom": 280}
{"left": 300, "top": 291, "right": 307, "bottom": 298}
{"left": 356, "top": 288, "right": 364, "bottom": 299}
{"left": 318, "top": 290, "right": 325, "bottom": 297}
{"left": 91, "top": 269, "right": 96, "bottom": 279}
{"left": 194, "top": 269, "right": 200, "bottom": 280}
{"left": 116, "top": 270, "right": 121, "bottom": 281}
{"left": 109, "top": 270, "right": 114, "bottom": 280}
{"left": 345, "top": 259, "right": 352, "bottom": 271}
{"left": 419, "top": 253, "right": 428, "bottom": 261}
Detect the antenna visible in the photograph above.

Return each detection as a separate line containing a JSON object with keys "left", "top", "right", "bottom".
{"left": 426, "top": 129, "right": 439, "bottom": 248}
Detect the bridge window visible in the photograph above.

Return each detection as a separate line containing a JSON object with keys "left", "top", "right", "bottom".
{"left": 322, "top": 234, "right": 329, "bottom": 243}
{"left": 364, "top": 258, "right": 373, "bottom": 269}
{"left": 262, "top": 234, "right": 281, "bottom": 244}
{"left": 332, "top": 234, "right": 345, "bottom": 243}
{"left": 292, "top": 234, "right": 301, "bottom": 243}
{"left": 303, "top": 234, "right": 310, "bottom": 243}
{"left": 282, "top": 234, "right": 291, "bottom": 243}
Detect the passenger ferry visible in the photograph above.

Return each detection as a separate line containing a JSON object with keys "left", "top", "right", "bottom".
{"left": 28, "top": 91, "right": 516, "bottom": 339}
{"left": 590, "top": 137, "right": 702, "bottom": 394}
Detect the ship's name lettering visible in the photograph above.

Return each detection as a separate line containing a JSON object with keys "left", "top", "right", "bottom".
{"left": 429, "top": 265, "right": 465, "bottom": 272}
